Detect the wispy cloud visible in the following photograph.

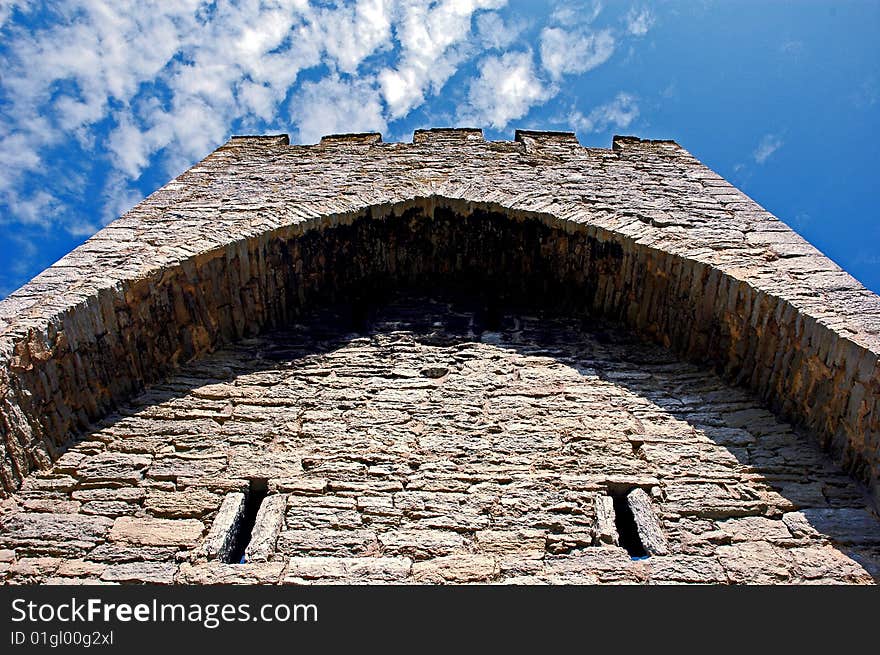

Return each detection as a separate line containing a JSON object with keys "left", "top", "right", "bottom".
{"left": 779, "top": 39, "right": 804, "bottom": 57}
{"left": 569, "top": 92, "right": 639, "bottom": 133}
{"left": 550, "top": 1, "right": 603, "bottom": 26}
{"left": 0, "top": 0, "right": 652, "bottom": 288}
{"left": 0, "top": 1, "right": 503, "bottom": 235}
{"left": 475, "top": 10, "right": 525, "bottom": 50}
{"left": 625, "top": 7, "right": 654, "bottom": 36}
{"left": 292, "top": 74, "right": 388, "bottom": 144}
{"left": 0, "top": 1, "right": 23, "bottom": 30}
{"left": 463, "top": 50, "right": 553, "bottom": 128}
{"left": 539, "top": 26, "right": 615, "bottom": 81}
{"left": 377, "top": 0, "right": 505, "bottom": 118}
{"left": 753, "top": 134, "right": 783, "bottom": 164}
{"left": 100, "top": 171, "right": 145, "bottom": 226}
{"left": 853, "top": 77, "right": 879, "bottom": 108}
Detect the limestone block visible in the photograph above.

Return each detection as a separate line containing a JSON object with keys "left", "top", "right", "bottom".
{"left": 284, "top": 556, "right": 412, "bottom": 584}
{"left": 411, "top": 555, "right": 496, "bottom": 583}
{"left": 0, "top": 513, "right": 112, "bottom": 549}
{"left": 100, "top": 562, "right": 178, "bottom": 584}
{"left": 201, "top": 492, "right": 245, "bottom": 560}
{"left": 276, "top": 529, "right": 378, "bottom": 556}
{"left": 595, "top": 495, "right": 619, "bottom": 545}
{"left": 109, "top": 516, "right": 204, "bottom": 547}
{"left": 245, "top": 494, "right": 287, "bottom": 562}
{"left": 177, "top": 562, "right": 286, "bottom": 584}
{"left": 626, "top": 488, "right": 669, "bottom": 556}
{"left": 145, "top": 488, "right": 222, "bottom": 518}
{"left": 378, "top": 529, "right": 467, "bottom": 560}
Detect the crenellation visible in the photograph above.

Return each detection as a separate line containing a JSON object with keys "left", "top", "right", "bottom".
{"left": 413, "top": 128, "right": 484, "bottom": 145}
{"left": 514, "top": 129, "right": 580, "bottom": 150}
{"left": 225, "top": 134, "right": 290, "bottom": 148}
{"left": 319, "top": 132, "right": 382, "bottom": 146}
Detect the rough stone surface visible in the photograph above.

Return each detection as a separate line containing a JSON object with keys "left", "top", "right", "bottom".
{"left": 201, "top": 492, "right": 244, "bottom": 561}
{"left": 0, "top": 129, "right": 879, "bottom": 585}
{"left": 0, "top": 130, "right": 877, "bottom": 507}
{"left": 627, "top": 488, "right": 670, "bottom": 556}
{"left": 595, "top": 495, "right": 619, "bottom": 546}
{"left": 285, "top": 557, "right": 412, "bottom": 584}
{"left": 100, "top": 562, "right": 177, "bottom": 584}
{"left": 245, "top": 494, "right": 286, "bottom": 563}
{"left": 0, "top": 297, "right": 877, "bottom": 584}
{"left": 108, "top": 517, "right": 204, "bottom": 547}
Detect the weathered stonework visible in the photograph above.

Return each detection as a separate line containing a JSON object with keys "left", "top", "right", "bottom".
{"left": 0, "top": 128, "right": 878, "bottom": 584}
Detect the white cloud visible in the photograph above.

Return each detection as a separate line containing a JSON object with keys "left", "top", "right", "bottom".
{"left": 0, "top": 132, "right": 43, "bottom": 177}
{"left": 625, "top": 8, "right": 654, "bottom": 36}
{"left": 100, "top": 171, "right": 145, "bottom": 225}
{"left": 539, "top": 26, "right": 614, "bottom": 80}
{"left": 550, "top": 1, "right": 603, "bottom": 26}
{"left": 291, "top": 74, "right": 387, "bottom": 144}
{"left": 1, "top": 0, "right": 509, "bottom": 219}
{"left": 475, "top": 11, "right": 525, "bottom": 50}
{"left": 0, "top": 0, "right": 638, "bottom": 252}
{"left": 464, "top": 51, "right": 553, "bottom": 128}
{"left": 754, "top": 134, "right": 783, "bottom": 164}
{"left": 854, "top": 77, "right": 879, "bottom": 108}
{"left": 316, "top": 0, "right": 394, "bottom": 74}
{"left": 779, "top": 39, "right": 804, "bottom": 57}
{"left": 0, "top": 0, "right": 23, "bottom": 29}
{"left": 3, "top": 190, "right": 63, "bottom": 228}
{"left": 107, "top": 117, "right": 154, "bottom": 178}
{"left": 569, "top": 92, "right": 639, "bottom": 133}
{"left": 6, "top": 233, "right": 39, "bottom": 275}
{"left": 1, "top": 2, "right": 204, "bottom": 191}
{"left": 378, "top": 0, "right": 506, "bottom": 118}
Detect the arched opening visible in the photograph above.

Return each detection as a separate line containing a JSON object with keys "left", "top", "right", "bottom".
{"left": 4, "top": 197, "right": 873, "bottom": 501}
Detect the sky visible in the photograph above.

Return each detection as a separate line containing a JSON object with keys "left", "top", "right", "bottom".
{"left": 0, "top": 0, "right": 878, "bottom": 298}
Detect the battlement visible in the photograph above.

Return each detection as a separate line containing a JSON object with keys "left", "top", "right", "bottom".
{"left": 413, "top": 127, "right": 484, "bottom": 145}
{"left": 319, "top": 132, "right": 382, "bottom": 146}
{"left": 612, "top": 134, "right": 680, "bottom": 149}
{"left": 219, "top": 129, "right": 685, "bottom": 155}
{"left": 226, "top": 134, "right": 290, "bottom": 147}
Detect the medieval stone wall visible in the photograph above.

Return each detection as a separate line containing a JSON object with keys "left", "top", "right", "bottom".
{"left": 0, "top": 129, "right": 878, "bottom": 584}
{"left": 0, "top": 130, "right": 878, "bottom": 504}
{"left": 1, "top": 298, "right": 877, "bottom": 584}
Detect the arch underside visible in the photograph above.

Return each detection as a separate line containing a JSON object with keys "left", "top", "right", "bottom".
{"left": 2, "top": 199, "right": 877, "bottom": 499}
{"left": 0, "top": 198, "right": 878, "bottom": 583}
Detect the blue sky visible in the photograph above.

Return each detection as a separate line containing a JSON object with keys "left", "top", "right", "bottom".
{"left": 1, "top": 1, "right": 878, "bottom": 298}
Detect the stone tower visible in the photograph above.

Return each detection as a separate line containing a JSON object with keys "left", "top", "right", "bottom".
{"left": 0, "top": 129, "right": 878, "bottom": 584}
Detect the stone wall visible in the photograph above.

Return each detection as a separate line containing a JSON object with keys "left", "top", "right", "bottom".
{"left": 0, "top": 130, "right": 878, "bottom": 509}
{"left": 1, "top": 298, "right": 877, "bottom": 584}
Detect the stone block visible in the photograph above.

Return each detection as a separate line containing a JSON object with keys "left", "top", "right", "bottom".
{"left": 109, "top": 516, "right": 204, "bottom": 547}
{"left": 284, "top": 557, "right": 411, "bottom": 584}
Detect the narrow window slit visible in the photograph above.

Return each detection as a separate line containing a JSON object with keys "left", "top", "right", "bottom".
{"left": 485, "top": 300, "right": 502, "bottom": 332}
{"left": 225, "top": 479, "right": 268, "bottom": 564}
{"left": 611, "top": 490, "right": 648, "bottom": 558}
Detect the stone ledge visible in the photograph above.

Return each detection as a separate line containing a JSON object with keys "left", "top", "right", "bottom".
{"left": 225, "top": 134, "right": 290, "bottom": 147}
{"left": 413, "top": 127, "right": 484, "bottom": 145}
{"left": 612, "top": 134, "right": 681, "bottom": 150}
{"left": 514, "top": 129, "right": 579, "bottom": 144}
{"left": 319, "top": 132, "right": 382, "bottom": 146}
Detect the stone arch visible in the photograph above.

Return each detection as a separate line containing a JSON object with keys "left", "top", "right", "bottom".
{"left": 0, "top": 130, "right": 878, "bottom": 508}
